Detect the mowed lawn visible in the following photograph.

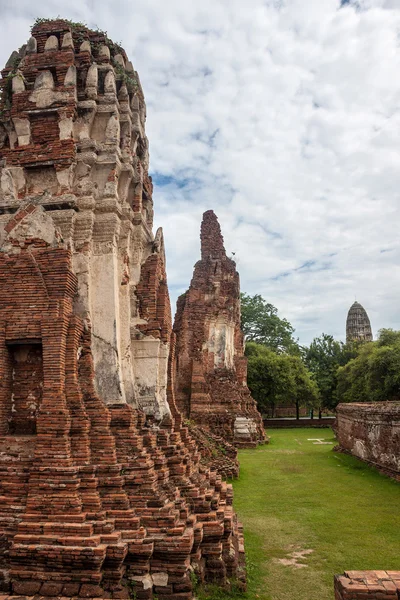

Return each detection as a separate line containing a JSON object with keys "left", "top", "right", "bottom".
{"left": 201, "top": 428, "right": 400, "bottom": 600}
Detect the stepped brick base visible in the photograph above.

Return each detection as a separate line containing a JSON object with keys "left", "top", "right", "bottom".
{"left": 185, "top": 422, "right": 240, "bottom": 480}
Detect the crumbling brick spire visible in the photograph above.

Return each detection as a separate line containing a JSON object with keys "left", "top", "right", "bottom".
{"left": 173, "top": 210, "right": 266, "bottom": 449}
{"left": 201, "top": 209, "right": 226, "bottom": 260}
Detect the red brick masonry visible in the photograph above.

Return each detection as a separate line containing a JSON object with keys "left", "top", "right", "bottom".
{"left": 335, "top": 571, "right": 400, "bottom": 600}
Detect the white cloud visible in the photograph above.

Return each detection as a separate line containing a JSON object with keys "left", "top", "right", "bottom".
{"left": 1, "top": 0, "right": 400, "bottom": 344}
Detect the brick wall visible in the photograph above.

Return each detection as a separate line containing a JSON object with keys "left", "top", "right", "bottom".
{"left": 335, "top": 402, "right": 400, "bottom": 479}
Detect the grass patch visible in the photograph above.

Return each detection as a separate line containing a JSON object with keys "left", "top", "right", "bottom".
{"left": 200, "top": 428, "right": 400, "bottom": 600}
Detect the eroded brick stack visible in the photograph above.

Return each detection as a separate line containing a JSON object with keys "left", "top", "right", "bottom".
{"left": 173, "top": 210, "right": 265, "bottom": 449}
{"left": 0, "top": 20, "right": 246, "bottom": 599}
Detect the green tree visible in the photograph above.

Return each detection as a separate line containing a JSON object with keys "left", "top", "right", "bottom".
{"left": 303, "top": 333, "right": 356, "bottom": 412}
{"left": 246, "top": 342, "right": 320, "bottom": 417}
{"left": 337, "top": 329, "right": 400, "bottom": 404}
{"left": 240, "top": 293, "right": 299, "bottom": 354}
{"left": 375, "top": 328, "right": 400, "bottom": 347}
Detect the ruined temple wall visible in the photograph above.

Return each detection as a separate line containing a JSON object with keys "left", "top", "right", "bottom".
{"left": 335, "top": 402, "right": 400, "bottom": 478}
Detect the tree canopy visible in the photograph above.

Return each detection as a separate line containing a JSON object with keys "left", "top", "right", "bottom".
{"left": 303, "top": 333, "right": 356, "bottom": 410}
{"left": 240, "top": 293, "right": 299, "bottom": 354}
{"left": 337, "top": 329, "right": 400, "bottom": 403}
{"left": 239, "top": 293, "right": 398, "bottom": 415}
{"left": 246, "top": 342, "right": 320, "bottom": 416}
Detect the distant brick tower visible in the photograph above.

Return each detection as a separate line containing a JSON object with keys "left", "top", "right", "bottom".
{"left": 173, "top": 210, "right": 265, "bottom": 447}
{"left": 346, "top": 301, "right": 373, "bottom": 343}
{"left": 0, "top": 19, "right": 246, "bottom": 598}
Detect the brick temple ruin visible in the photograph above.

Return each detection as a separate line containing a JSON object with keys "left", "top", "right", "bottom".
{"left": 0, "top": 20, "right": 248, "bottom": 599}
{"left": 1, "top": 16, "right": 397, "bottom": 600}
{"left": 173, "top": 210, "right": 265, "bottom": 448}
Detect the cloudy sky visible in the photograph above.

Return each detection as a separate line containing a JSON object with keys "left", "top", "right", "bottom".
{"left": 1, "top": 0, "right": 400, "bottom": 345}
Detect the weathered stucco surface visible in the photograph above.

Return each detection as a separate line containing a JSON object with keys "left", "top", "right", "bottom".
{"left": 0, "top": 20, "right": 246, "bottom": 599}
{"left": 335, "top": 402, "right": 400, "bottom": 478}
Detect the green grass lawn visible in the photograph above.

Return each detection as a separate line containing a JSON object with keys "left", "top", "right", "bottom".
{"left": 198, "top": 428, "right": 400, "bottom": 600}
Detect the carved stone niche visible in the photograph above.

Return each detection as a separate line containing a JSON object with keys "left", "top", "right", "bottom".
{"left": 117, "top": 168, "right": 132, "bottom": 203}
{"left": 90, "top": 111, "right": 112, "bottom": 143}
{"left": 6, "top": 342, "right": 43, "bottom": 434}
{"left": 24, "top": 165, "right": 59, "bottom": 196}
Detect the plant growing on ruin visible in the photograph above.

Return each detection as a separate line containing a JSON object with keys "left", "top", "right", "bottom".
{"left": 31, "top": 17, "right": 125, "bottom": 55}
{"left": 126, "top": 579, "right": 137, "bottom": 600}
{"left": 112, "top": 60, "right": 139, "bottom": 92}
{"left": 0, "top": 56, "right": 23, "bottom": 114}
{"left": 189, "top": 569, "right": 199, "bottom": 592}
{"left": 31, "top": 16, "right": 88, "bottom": 32}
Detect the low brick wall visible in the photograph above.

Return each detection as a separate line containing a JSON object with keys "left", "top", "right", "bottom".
{"left": 335, "top": 402, "right": 400, "bottom": 479}
{"left": 334, "top": 570, "right": 400, "bottom": 599}
{"left": 263, "top": 417, "right": 335, "bottom": 428}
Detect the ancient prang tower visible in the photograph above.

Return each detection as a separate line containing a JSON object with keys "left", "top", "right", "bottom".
{"left": 0, "top": 20, "right": 246, "bottom": 598}
{"left": 173, "top": 211, "right": 265, "bottom": 447}
{"left": 346, "top": 301, "right": 373, "bottom": 343}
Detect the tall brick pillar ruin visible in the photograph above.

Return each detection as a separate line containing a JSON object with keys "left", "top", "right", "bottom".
{"left": 173, "top": 210, "right": 265, "bottom": 448}
{"left": 0, "top": 20, "right": 246, "bottom": 599}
